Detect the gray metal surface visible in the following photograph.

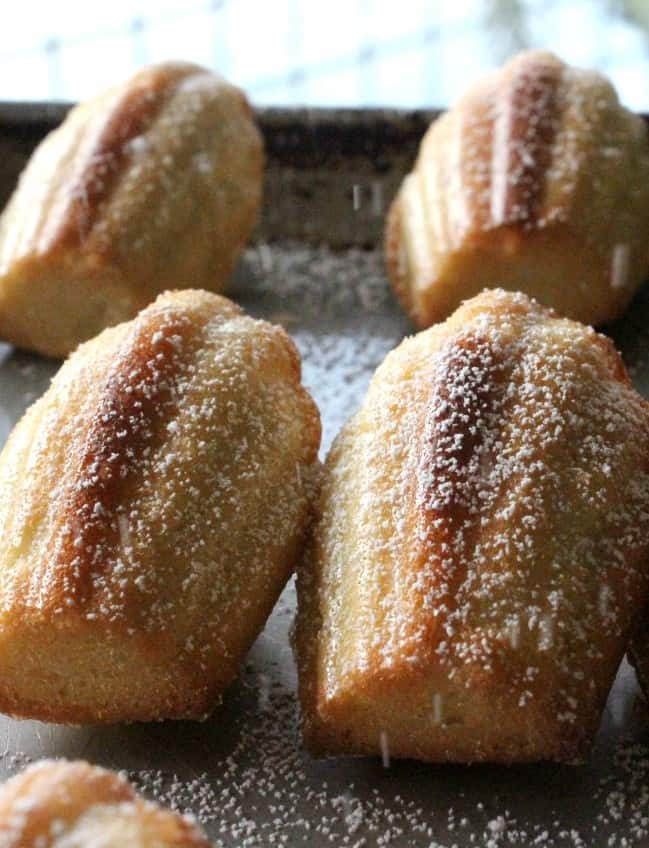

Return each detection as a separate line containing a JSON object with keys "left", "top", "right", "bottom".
{"left": 1, "top": 106, "right": 649, "bottom": 846}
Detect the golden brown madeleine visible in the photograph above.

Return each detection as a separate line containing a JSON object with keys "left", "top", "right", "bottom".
{"left": 0, "top": 760, "right": 214, "bottom": 847}
{"left": 0, "top": 289, "right": 320, "bottom": 723}
{"left": 294, "top": 289, "right": 649, "bottom": 765}
{"left": 385, "top": 50, "right": 649, "bottom": 329}
{"left": 0, "top": 62, "right": 263, "bottom": 358}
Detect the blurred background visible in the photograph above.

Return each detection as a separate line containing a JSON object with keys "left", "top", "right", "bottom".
{"left": 2, "top": 0, "right": 649, "bottom": 110}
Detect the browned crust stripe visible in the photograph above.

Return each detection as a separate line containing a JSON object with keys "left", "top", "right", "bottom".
{"left": 51, "top": 64, "right": 200, "bottom": 250}
{"left": 410, "top": 332, "right": 508, "bottom": 653}
{"left": 491, "top": 55, "right": 561, "bottom": 228}
{"left": 45, "top": 307, "right": 198, "bottom": 606}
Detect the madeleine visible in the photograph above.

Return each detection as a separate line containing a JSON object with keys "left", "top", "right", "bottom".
{"left": 0, "top": 760, "right": 214, "bottom": 847}
{"left": 0, "top": 62, "right": 263, "bottom": 357}
{"left": 0, "top": 290, "right": 320, "bottom": 723}
{"left": 295, "top": 289, "right": 649, "bottom": 764}
{"left": 386, "top": 50, "right": 649, "bottom": 329}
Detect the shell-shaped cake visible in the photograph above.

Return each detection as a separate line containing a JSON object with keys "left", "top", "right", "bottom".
{"left": 386, "top": 50, "right": 649, "bottom": 329}
{"left": 0, "top": 62, "right": 263, "bottom": 358}
{"left": 0, "top": 290, "right": 321, "bottom": 724}
{"left": 0, "top": 760, "right": 214, "bottom": 847}
{"left": 294, "top": 289, "right": 649, "bottom": 764}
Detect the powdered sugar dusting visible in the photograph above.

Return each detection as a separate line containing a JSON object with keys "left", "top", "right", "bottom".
{"left": 102, "top": 658, "right": 649, "bottom": 846}
{"left": 1, "top": 245, "right": 649, "bottom": 845}
{"left": 235, "top": 242, "right": 411, "bottom": 452}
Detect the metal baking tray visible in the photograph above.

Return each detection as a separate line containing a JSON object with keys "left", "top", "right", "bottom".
{"left": 1, "top": 104, "right": 649, "bottom": 847}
